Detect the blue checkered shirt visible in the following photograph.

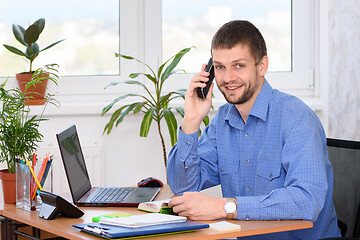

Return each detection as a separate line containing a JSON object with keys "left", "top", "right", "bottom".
{"left": 167, "top": 80, "right": 340, "bottom": 239}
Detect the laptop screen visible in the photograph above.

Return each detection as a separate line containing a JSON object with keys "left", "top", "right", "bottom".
{"left": 56, "top": 125, "right": 92, "bottom": 202}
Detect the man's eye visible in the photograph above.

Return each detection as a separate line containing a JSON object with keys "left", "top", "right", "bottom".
{"left": 236, "top": 64, "right": 243, "bottom": 69}
{"left": 215, "top": 66, "right": 224, "bottom": 70}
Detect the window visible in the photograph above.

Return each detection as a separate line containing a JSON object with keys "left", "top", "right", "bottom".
{"left": 144, "top": 0, "right": 315, "bottom": 98}
{"left": 0, "top": 0, "right": 119, "bottom": 76}
{"left": 162, "top": 0, "right": 292, "bottom": 73}
{"left": 0, "top": 0, "right": 324, "bottom": 114}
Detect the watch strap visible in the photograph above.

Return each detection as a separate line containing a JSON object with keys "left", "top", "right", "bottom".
{"left": 225, "top": 197, "right": 237, "bottom": 220}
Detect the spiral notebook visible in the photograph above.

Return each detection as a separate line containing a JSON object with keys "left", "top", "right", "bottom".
{"left": 99, "top": 213, "right": 187, "bottom": 228}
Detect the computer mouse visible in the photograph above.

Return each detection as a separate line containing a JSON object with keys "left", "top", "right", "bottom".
{"left": 137, "top": 177, "right": 163, "bottom": 188}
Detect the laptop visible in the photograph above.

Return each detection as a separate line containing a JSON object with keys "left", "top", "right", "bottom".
{"left": 56, "top": 125, "right": 160, "bottom": 207}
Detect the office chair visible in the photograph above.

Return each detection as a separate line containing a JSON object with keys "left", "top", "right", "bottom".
{"left": 322, "top": 138, "right": 360, "bottom": 239}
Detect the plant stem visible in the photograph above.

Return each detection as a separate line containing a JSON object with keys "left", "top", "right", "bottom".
{"left": 157, "top": 119, "right": 167, "bottom": 168}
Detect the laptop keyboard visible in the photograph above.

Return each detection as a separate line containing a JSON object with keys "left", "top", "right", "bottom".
{"left": 85, "top": 187, "right": 133, "bottom": 203}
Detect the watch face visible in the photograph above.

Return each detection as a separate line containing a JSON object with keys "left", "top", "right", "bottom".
{"left": 225, "top": 201, "right": 236, "bottom": 213}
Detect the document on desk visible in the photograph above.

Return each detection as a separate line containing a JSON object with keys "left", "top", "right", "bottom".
{"left": 73, "top": 220, "right": 209, "bottom": 239}
{"left": 100, "top": 213, "right": 186, "bottom": 228}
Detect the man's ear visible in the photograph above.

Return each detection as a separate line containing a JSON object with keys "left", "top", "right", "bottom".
{"left": 258, "top": 55, "right": 269, "bottom": 77}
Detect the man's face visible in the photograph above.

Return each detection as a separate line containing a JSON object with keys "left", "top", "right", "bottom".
{"left": 212, "top": 44, "right": 265, "bottom": 106}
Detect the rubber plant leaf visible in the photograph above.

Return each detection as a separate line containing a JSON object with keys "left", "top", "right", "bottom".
{"left": 12, "top": 24, "right": 26, "bottom": 46}
{"left": 3, "top": 45, "right": 26, "bottom": 58}
{"left": 24, "top": 24, "right": 40, "bottom": 44}
{"left": 33, "top": 18, "right": 45, "bottom": 34}
{"left": 40, "top": 39, "right": 66, "bottom": 52}
{"left": 28, "top": 42, "right": 40, "bottom": 61}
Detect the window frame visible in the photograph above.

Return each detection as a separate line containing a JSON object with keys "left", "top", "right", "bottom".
{"left": 10, "top": 0, "right": 327, "bottom": 123}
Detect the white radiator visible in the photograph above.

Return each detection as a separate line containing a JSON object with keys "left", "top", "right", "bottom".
{"left": 37, "top": 143, "right": 104, "bottom": 195}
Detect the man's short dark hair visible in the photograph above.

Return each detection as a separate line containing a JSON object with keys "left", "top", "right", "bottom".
{"left": 211, "top": 20, "right": 267, "bottom": 64}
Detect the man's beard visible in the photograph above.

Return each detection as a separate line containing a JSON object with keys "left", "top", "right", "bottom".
{"left": 218, "top": 82, "right": 257, "bottom": 105}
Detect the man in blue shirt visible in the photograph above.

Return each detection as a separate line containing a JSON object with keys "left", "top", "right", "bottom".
{"left": 167, "top": 20, "right": 340, "bottom": 239}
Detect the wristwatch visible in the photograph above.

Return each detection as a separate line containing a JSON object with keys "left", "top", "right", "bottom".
{"left": 224, "top": 198, "right": 237, "bottom": 219}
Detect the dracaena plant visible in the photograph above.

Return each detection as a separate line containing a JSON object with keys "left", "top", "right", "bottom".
{"left": 3, "top": 18, "right": 65, "bottom": 73}
{"left": 101, "top": 47, "right": 210, "bottom": 167}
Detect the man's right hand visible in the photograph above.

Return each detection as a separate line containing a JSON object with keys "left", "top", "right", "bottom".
{"left": 181, "top": 64, "right": 214, "bottom": 134}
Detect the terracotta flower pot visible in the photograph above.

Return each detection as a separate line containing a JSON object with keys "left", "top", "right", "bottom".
{"left": 16, "top": 72, "right": 49, "bottom": 105}
{"left": 0, "top": 169, "right": 16, "bottom": 204}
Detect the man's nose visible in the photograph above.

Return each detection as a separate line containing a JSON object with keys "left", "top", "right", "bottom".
{"left": 223, "top": 68, "right": 236, "bottom": 82}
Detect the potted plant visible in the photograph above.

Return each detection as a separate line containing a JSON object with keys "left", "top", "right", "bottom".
{"left": 101, "top": 47, "right": 211, "bottom": 170}
{"left": 3, "top": 18, "right": 64, "bottom": 105}
{"left": 0, "top": 65, "right": 59, "bottom": 204}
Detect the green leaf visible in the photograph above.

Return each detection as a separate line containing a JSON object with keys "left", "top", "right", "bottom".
{"left": 24, "top": 24, "right": 40, "bottom": 44}
{"left": 40, "top": 39, "right": 65, "bottom": 52}
{"left": 105, "top": 80, "right": 146, "bottom": 89}
{"left": 161, "top": 47, "right": 193, "bottom": 83}
{"left": 33, "top": 18, "right": 45, "bottom": 34}
{"left": 159, "top": 93, "right": 171, "bottom": 109}
{"left": 3, "top": 44, "right": 27, "bottom": 58}
{"left": 12, "top": 24, "right": 26, "bottom": 46}
{"left": 140, "top": 107, "right": 155, "bottom": 137}
{"left": 202, "top": 115, "right": 210, "bottom": 126}
{"left": 116, "top": 54, "right": 156, "bottom": 80}
{"left": 28, "top": 43, "right": 40, "bottom": 61}
{"left": 116, "top": 102, "right": 143, "bottom": 126}
{"left": 174, "top": 107, "right": 185, "bottom": 118}
{"left": 163, "top": 109, "right": 178, "bottom": 146}
{"left": 101, "top": 94, "right": 140, "bottom": 115}
{"left": 129, "top": 73, "right": 156, "bottom": 84}
{"left": 115, "top": 53, "right": 135, "bottom": 60}
{"left": 103, "top": 106, "right": 127, "bottom": 134}
{"left": 123, "top": 80, "right": 147, "bottom": 89}
{"left": 133, "top": 102, "right": 145, "bottom": 114}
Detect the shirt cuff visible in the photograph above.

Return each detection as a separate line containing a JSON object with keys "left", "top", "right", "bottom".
{"left": 177, "top": 127, "right": 199, "bottom": 168}
{"left": 235, "top": 196, "right": 261, "bottom": 220}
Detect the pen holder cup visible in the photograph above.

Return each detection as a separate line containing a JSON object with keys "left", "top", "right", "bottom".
{"left": 16, "top": 162, "right": 53, "bottom": 211}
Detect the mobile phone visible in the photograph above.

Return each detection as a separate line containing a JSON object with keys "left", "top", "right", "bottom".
{"left": 196, "top": 58, "right": 215, "bottom": 99}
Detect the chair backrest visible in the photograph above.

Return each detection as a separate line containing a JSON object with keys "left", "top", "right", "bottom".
{"left": 327, "top": 138, "right": 360, "bottom": 237}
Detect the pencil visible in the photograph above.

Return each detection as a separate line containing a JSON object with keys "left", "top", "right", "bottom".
{"left": 25, "top": 159, "right": 43, "bottom": 192}
{"left": 31, "top": 156, "right": 49, "bottom": 201}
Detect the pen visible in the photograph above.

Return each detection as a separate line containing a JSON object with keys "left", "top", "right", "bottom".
{"left": 84, "top": 225, "right": 112, "bottom": 237}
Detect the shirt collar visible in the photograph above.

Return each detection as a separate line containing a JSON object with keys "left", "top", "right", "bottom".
{"left": 225, "top": 79, "right": 273, "bottom": 126}
{"left": 248, "top": 79, "right": 273, "bottom": 122}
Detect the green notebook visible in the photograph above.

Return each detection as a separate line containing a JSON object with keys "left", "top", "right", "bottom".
{"left": 92, "top": 212, "right": 133, "bottom": 222}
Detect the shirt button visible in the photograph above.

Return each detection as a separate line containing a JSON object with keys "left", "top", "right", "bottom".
{"left": 247, "top": 187, "right": 251, "bottom": 191}
{"left": 245, "top": 133, "right": 249, "bottom": 137}
{"left": 220, "top": 168, "right": 224, "bottom": 172}
{"left": 245, "top": 159, "right": 250, "bottom": 163}
{"left": 245, "top": 216, "right": 250, "bottom": 220}
{"left": 186, "top": 141, "right": 191, "bottom": 146}
{"left": 269, "top": 173, "right": 272, "bottom": 179}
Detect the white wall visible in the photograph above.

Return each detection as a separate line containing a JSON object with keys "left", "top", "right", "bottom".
{"left": 328, "top": 0, "right": 360, "bottom": 141}
{"left": 36, "top": 107, "right": 172, "bottom": 187}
